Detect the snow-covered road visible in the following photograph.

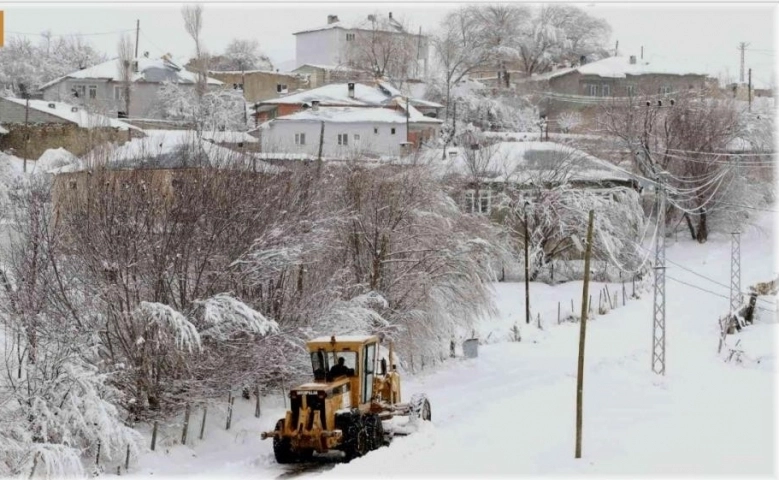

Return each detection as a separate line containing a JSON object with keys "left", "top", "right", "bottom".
{"left": 131, "top": 213, "right": 776, "bottom": 477}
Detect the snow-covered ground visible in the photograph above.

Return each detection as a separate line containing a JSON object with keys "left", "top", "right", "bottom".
{"left": 120, "top": 211, "right": 777, "bottom": 478}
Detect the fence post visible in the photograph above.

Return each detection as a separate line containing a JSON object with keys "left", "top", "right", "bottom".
{"left": 622, "top": 281, "right": 627, "bottom": 305}
{"left": 181, "top": 403, "right": 191, "bottom": 445}
{"left": 571, "top": 299, "right": 574, "bottom": 315}
{"left": 199, "top": 406, "right": 208, "bottom": 440}
{"left": 226, "top": 394, "right": 235, "bottom": 430}
{"left": 632, "top": 276, "right": 636, "bottom": 297}
{"left": 117, "top": 466, "right": 121, "bottom": 476}
{"left": 588, "top": 294, "right": 592, "bottom": 314}
{"left": 151, "top": 421, "right": 158, "bottom": 451}
{"left": 255, "top": 386, "right": 261, "bottom": 418}
{"left": 95, "top": 440, "right": 101, "bottom": 467}
{"left": 125, "top": 444, "right": 130, "bottom": 470}
{"left": 557, "top": 301, "right": 561, "bottom": 324}
{"left": 537, "top": 312, "right": 541, "bottom": 329}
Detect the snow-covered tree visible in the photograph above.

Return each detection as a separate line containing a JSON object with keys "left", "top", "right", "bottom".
{"left": 209, "top": 38, "right": 273, "bottom": 71}
{"left": 556, "top": 111, "right": 583, "bottom": 133}
{"left": 156, "top": 81, "right": 246, "bottom": 131}
{"left": 0, "top": 35, "right": 106, "bottom": 94}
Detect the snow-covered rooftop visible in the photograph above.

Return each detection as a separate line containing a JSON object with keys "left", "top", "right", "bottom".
{"left": 39, "top": 56, "right": 223, "bottom": 90}
{"left": 417, "top": 141, "right": 636, "bottom": 184}
{"left": 269, "top": 104, "right": 441, "bottom": 125}
{"left": 259, "top": 82, "right": 442, "bottom": 109}
{"left": 544, "top": 55, "right": 709, "bottom": 80}
{"left": 1, "top": 98, "right": 138, "bottom": 130}
{"left": 293, "top": 14, "right": 406, "bottom": 35}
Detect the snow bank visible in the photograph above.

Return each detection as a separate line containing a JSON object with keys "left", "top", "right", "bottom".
{"left": 35, "top": 148, "right": 80, "bottom": 173}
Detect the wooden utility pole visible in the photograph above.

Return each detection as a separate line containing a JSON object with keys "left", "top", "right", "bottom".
{"left": 524, "top": 204, "right": 530, "bottom": 324}
{"left": 316, "top": 121, "right": 325, "bottom": 177}
{"left": 134, "top": 20, "right": 140, "bottom": 59}
{"left": 748, "top": 68, "right": 752, "bottom": 112}
{"left": 575, "top": 209, "right": 595, "bottom": 459}
{"left": 738, "top": 42, "right": 750, "bottom": 84}
{"left": 23, "top": 94, "right": 30, "bottom": 174}
{"left": 405, "top": 96, "right": 410, "bottom": 144}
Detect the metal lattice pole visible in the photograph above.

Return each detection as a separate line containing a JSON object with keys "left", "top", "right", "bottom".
{"left": 652, "top": 185, "right": 667, "bottom": 375}
{"left": 730, "top": 231, "right": 741, "bottom": 313}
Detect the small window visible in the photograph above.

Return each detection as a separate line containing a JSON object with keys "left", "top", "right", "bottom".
{"left": 346, "top": 33, "right": 355, "bottom": 41}
{"left": 338, "top": 133, "right": 349, "bottom": 146}
{"left": 585, "top": 84, "right": 598, "bottom": 96}
{"left": 295, "top": 133, "right": 306, "bottom": 145}
{"left": 114, "top": 86, "right": 124, "bottom": 101}
{"left": 276, "top": 84, "right": 288, "bottom": 94}
{"left": 601, "top": 84, "right": 610, "bottom": 97}
{"left": 354, "top": 134, "right": 360, "bottom": 142}
{"left": 464, "top": 189, "right": 491, "bottom": 214}
{"left": 391, "top": 128, "right": 396, "bottom": 135}
{"left": 659, "top": 85, "right": 672, "bottom": 94}
{"left": 626, "top": 84, "right": 637, "bottom": 97}
{"left": 73, "top": 85, "right": 86, "bottom": 98}
{"left": 373, "top": 127, "right": 379, "bottom": 135}
{"left": 88, "top": 85, "right": 97, "bottom": 99}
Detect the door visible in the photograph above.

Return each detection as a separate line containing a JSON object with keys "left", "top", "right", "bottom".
{"left": 362, "top": 343, "right": 376, "bottom": 404}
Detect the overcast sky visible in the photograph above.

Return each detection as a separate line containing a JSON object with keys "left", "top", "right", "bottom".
{"left": 2, "top": 2, "right": 776, "bottom": 88}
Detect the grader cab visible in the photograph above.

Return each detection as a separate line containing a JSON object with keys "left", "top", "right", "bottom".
{"left": 261, "top": 335, "right": 431, "bottom": 463}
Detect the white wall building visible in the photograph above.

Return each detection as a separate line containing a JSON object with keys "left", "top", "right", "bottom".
{"left": 293, "top": 13, "right": 429, "bottom": 80}
{"left": 260, "top": 105, "right": 441, "bottom": 158}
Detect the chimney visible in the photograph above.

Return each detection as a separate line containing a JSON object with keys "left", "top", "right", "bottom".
{"left": 579, "top": 55, "right": 587, "bottom": 66}
{"left": 347, "top": 82, "right": 355, "bottom": 99}
{"left": 327, "top": 14, "right": 339, "bottom": 24}
{"left": 629, "top": 55, "right": 637, "bottom": 65}
{"left": 368, "top": 14, "right": 375, "bottom": 22}
{"left": 312, "top": 100, "right": 320, "bottom": 111}
{"left": 389, "top": 12, "right": 393, "bottom": 19}
{"left": 132, "top": 60, "right": 139, "bottom": 73}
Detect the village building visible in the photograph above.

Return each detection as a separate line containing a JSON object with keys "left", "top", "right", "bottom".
{"left": 259, "top": 98, "right": 442, "bottom": 158}
{"left": 38, "top": 55, "right": 222, "bottom": 119}
{"left": 253, "top": 81, "right": 442, "bottom": 124}
{"left": 207, "top": 69, "right": 310, "bottom": 103}
{"left": 293, "top": 13, "right": 429, "bottom": 80}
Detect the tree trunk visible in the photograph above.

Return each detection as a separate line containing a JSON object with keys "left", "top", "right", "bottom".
{"left": 695, "top": 208, "right": 708, "bottom": 243}
{"left": 683, "top": 212, "right": 696, "bottom": 241}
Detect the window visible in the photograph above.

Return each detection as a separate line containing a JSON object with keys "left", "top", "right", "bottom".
{"left": 585, "top": 84, "right": 598, "bottom": 96}
{"left": 601, "top": 84, "right": 610, "bottom": 97}
{"left": 338, "top": 133, "right": 349, "bottom": 146}
{"left": 391, "top": 127, "right": 396, "bottom": 135}
{"left": 659, "top": 85, "right": 672, "bottom": 94}
{"left": 113, "top": 86, "right": 125, "bottom": 101}
{"left": 373, "top": 127, "right": 379, "bottom": 135}
{"left": 276, "top": 84, "right": 288, "bottom": 94}
{"left": 88, "top": 85, "right": 97, "bottom": 99}
{"left": 626, "top": 84, "right": 637, "bottom": 97}
{"left": 295, "top": 133, "right": 306, "bottom": 145}
{"left": 233, "top": 83, "right": 243, "bottom": 90}
{"left": 73, "top": 85, "right": 86, "bottom": 98}
{"left": 464, "top": 189, "right": 492, "bottom": 214}
{"left": 346, "top": 33, "right": 355, "bottom": 41}
{"left": 353, "top": 134, "right": 360, "bottom": 143}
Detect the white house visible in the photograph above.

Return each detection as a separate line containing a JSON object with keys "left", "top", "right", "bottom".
{"left": 39, "top": 55, "right": 222, "bottom": 119}
{"left": 293, "top": 13, "right": 429, "bottom": 79}
{"left": 259, "top": 101, "right": 441, "bottom": 158}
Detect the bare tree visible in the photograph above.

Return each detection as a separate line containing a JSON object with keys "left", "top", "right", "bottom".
{"left": 210, "top": 38, "right": 273, "bottom": 71}
{"left": 182, "top": 4, "right": 207, "bottom": 98}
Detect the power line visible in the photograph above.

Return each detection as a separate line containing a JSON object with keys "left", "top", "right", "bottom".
{"left": 6, "top": 29, "right": 134, "bottom": 37}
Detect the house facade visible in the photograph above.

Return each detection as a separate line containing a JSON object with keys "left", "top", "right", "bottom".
{"left": 39, "top": 56, "right": 222, "bottom": 119}
{"left": 259, "top": 103, "right": 441, "bottom": 157}
{"left": 543, "top": 55, "right": 710, "bottom": 98}
{"left": 208, "top": 70, "right": 309, "bottom": 103}
{"left": 293, "top": 13, "right": 429, "bottom": 80}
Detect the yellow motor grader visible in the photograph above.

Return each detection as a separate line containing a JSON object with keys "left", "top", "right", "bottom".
{"left": 260, "top": 335, "right": 431, "bottom": 463}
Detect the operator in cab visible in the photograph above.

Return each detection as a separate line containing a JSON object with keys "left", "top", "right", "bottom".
{"left": 329, "top": 356, "right": 354, "bottom": 379}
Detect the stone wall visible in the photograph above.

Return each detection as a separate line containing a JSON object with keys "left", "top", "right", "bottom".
{"left": 0, "top": 123, "right": 141, "bottom": 159}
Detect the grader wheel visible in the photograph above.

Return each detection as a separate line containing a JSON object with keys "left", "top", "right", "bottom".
{"left": 410, "top": 394, "right": 432, "bottom": 422}
{"left": 272, "top": 419, "right": 296, "bottom": 464}
{"left": 337, "top": 410, "right": 369, "bottom": 461}
{"left": 364, "top": 413, "right": 385, "bottom": 450}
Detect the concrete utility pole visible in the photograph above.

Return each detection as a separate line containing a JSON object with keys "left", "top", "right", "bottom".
{"left": 575, "top": 209, "right": 595, "bottom": 460}
{"left": 134, "top": 20, "right": 140, "bottom": 59}
{"left": 738, "top": 42, "right": 750, "bottom": 84}
{"left": 524, "top": 203, "right": 530, "bottom": 325}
